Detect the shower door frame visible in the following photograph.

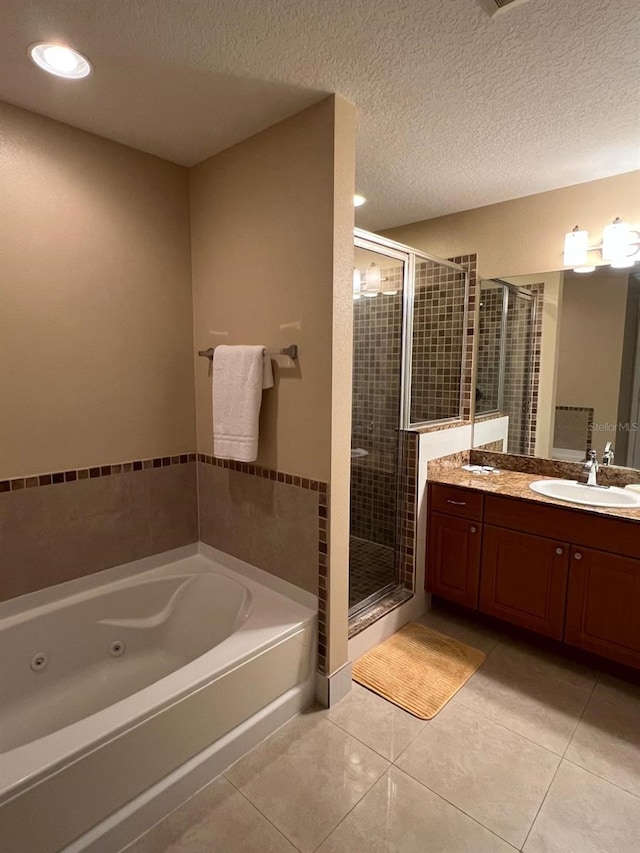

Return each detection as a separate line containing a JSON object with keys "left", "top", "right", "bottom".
{"left": 355, "top": 228, "right": 470, "bottom": 431}
{"left": 350, "top": 235, "right": 410, "bottom": 617}
{"left": 486, "top": 278, "right": 538, "bottom": 452}
{"left": 350, "top": 230, "right": 470, "bottom": 619}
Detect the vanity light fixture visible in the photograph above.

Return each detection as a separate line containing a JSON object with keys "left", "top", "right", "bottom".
{"left": 563, "top": 218, "right": 640, "bottom": 273}
{"left": 353, "top": 194, "right": 367, "bottom": 207}
{"left": 602, "top": 218, "right": 636, "bottom": 268}
{"left": 362, "top": 262, "right": 382, "bottom": 297}
{"left": 29, "top": 43, "right": 92, "bottom": 79}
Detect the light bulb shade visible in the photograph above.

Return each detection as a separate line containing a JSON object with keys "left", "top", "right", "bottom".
{"left": 563, "top": 228, "right": 588, "bottom": 267}
{"left": 573, "top": 266, "right": 596, "bottom": 274}
{"left": 353, "top": 268, "right": 361, "bottom": 295}
{"left": 602, "top": 219, "right": 632, "bottom": 265}
{"left": 364, "top": 262, "right": 381, "bottom": 293}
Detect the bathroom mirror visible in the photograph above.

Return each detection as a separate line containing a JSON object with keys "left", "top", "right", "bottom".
{"left": 472, "top": 267, "right": 640, "bottom": 470}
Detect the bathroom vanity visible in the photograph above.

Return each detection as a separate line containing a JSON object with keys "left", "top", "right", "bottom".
{"left": 426, "top": 472, "right": 640, "bottom": 670}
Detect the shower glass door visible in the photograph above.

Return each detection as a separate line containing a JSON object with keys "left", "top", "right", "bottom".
{"left": 349, "top": 239, "right": 408, "bottom": 615}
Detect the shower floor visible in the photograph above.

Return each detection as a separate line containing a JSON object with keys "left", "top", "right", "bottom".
{"left": 349, "top": 536, "right": 396, "bottom": 609}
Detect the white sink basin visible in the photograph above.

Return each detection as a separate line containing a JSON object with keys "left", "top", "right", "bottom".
{"left": 529, "top": 479, "right": 640, "bottom": 509}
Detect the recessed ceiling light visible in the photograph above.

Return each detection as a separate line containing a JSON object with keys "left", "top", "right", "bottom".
{"left": 353, "top": 194, "right": 367, "bottom": 208}
{"left": 29, "top": 43, "right": 92, "bottom": 79}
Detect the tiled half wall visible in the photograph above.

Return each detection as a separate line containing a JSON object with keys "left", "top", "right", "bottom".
{"left": 0, "top": 456, "right": 198, "bottom": 602}
{"left": 196, "top": 455, "right": 330, "bottom": 674}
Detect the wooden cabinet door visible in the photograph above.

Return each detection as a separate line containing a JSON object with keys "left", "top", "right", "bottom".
{"left": 565, "top": 546, "right": 640, "bottom": 669}
{"left": 427, "top": 511, "right": 481, "bottom": 608}
{"left": 479, "top": 525, "right": 570, "bottom": 639}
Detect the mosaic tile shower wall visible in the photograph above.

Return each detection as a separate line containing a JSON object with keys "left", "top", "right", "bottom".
{"left": 410, "top": 259, "right": 467, "bottom": 423}
{"left": 476, "top": 286, "right": 503, "bottom": 414}
{"left": 351, "top": 266, "right": 403, "bottom": 549}
{"left": 503, "top": 291, "right": 535, "bottom": 454}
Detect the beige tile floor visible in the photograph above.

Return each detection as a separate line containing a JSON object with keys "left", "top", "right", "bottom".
{"left": 124, "top": 606, "right": 640, "bottom": 853}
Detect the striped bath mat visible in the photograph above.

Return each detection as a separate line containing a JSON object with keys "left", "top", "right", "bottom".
{"left": 352, "top": 622, "right": 486, "bottom": 719}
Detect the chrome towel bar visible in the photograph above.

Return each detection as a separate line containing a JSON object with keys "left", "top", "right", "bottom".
{"left": 198, "top": 344, "right": 298, "bottom": 361}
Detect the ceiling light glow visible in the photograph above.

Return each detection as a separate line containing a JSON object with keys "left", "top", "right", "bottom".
{"left": 29, "top": 43, "right": 92, "bottom": 79}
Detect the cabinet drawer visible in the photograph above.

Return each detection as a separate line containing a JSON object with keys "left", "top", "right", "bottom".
{"left": 430, "top": 483, "right": 484, "bottom": 521}
{"left": 484, "top": 494, "right": 640, "bottom": 560}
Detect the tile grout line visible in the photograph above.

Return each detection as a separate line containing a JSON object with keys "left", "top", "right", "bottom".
{"left": 450, "top": 690, "right": 570, "bottom": 759}
{"left": 561, "top": 756, "right": 640, "bottom": 801}
{"left": 390, "top": 764, "right": 521, "bottom": 851}
{"left": 519, "top": 760, "right": 562, "bottom": 852}
{"left": 223, "top": 774, "right": 306, "bottom": 853}
{"left": 223, "top": 714, "right": 390, "bottom": 853}
{"left": 307, "top": 766, "right": 396, "bottom": 853}
{"left": 324, "top": 696, "right": 429, "bottom": 764}
{"left": 519, "top": 678, "right": 597, "bottom": 851}
{"left": 561, "top": 678, "right": 597, "bottom": 760}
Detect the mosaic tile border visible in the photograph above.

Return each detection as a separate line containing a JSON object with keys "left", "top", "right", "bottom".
{"left": 525, "top": 283, "right": 544, "bottom": 456}
{"left": 197, "top": 454, "right": 331, "bottom": 675}
{"left": 196, "top": 453, "right": 326, "bottom": 492}
{"left": 1, "top": 454, "right": 197, "bottom": 493}
{"left": 397, "top": 432, "right": 418, "bottom": 592}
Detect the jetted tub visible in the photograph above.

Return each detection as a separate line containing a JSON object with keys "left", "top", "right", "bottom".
{"left": 0, "top": 544, "right": 316, "bottom": 853}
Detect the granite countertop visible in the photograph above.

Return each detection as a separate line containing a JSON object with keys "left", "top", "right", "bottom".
{"left": 428, "top": 466, "right": 640, "bottom": 525}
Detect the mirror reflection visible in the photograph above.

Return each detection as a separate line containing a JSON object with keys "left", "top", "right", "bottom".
{"left": 474, "top": 268, "right": 640, "bottom": 470}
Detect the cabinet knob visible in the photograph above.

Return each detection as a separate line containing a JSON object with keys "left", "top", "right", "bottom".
{"left": 447, "top": 499, "right": 466, "bottom": 506}
{"left": 574, "top": 552, "right": 582, "bottom": 561}
{"left": 470, "top": 526, "right": 477, "bottom": 534}
{"left": 555, "top": 547, "right": 564, "bottom": 556}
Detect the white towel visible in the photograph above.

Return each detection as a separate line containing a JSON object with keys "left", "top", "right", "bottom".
{"left": 212, "top": 345, "right": 274, "bottom": 462}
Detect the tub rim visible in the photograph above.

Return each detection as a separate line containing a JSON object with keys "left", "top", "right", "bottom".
{"left": 0, "top": 546, "right": 316, "bottom": 804}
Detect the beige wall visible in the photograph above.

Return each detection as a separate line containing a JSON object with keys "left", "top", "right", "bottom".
{"left": 327, "top": 96, "right": 356, "bottom": 675}
{"left": 0, "top": 103, "right": 195, "bottom": 479}
{"left": 556, "top": 274, "right": 628, "bottom": 458}
{"left": 190, "top": 97, "right": 346, "bottom": 483}
{"left": 383, "top": 172, "right": 640, "bottom": 279}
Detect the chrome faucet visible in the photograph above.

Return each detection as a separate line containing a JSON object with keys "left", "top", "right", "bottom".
{"left": 580, "top": 450, "right": 599, "bottom": 486}
{"left": 603, "top": 441, "right": 615, "bottom": 465}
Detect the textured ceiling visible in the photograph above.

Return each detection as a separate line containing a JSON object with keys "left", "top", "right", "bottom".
{"left": 1, "top": 0, "right": 638, "bottom": 230}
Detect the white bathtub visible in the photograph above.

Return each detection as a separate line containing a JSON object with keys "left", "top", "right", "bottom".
{"left": 0, "top": 544, "right": 316, "bottom": 853}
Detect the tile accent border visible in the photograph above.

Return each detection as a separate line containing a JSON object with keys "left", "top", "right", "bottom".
{"left": 398, "top": 432, "right": 419, "bottom": 592}
{"left": 0, "top": 454, "right": 197, "bottom": 493}
{"left": 555, "top": 405, "right": 594, "bottom": 452}
{"left": 197, "top": 454, "right": 331, "bottom": 675}
{"left": 196, "top": 453, "right": 326, "bottom": 492}
{"left": 525, "top": 282, "right": 544, "bottom": 456}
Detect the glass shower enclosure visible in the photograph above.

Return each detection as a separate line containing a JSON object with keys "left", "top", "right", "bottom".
{"left": 476, "top": 279, "right": 537, "bottom": 455}
{"left": 349, "top": 231, "right": 468, "bottom": 616}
